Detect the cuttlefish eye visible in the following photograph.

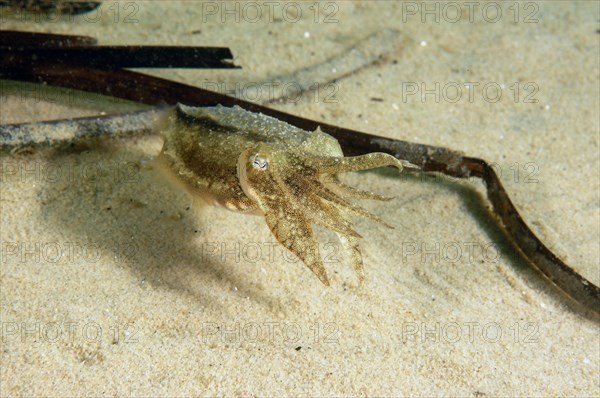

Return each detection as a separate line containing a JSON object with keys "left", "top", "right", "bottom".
{"left": 252, "top": 153, "right": 269, "bottom": 171}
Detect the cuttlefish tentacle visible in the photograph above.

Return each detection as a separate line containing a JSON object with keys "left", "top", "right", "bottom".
{"left": 325, "top": 175, "right": 395, "bottom": 202}
{"left": 161, "top": 105, "right": 417, "bottom": 285}
{"left": 308, "top": 179, "right": 394, "bottom": 229}
{"left": 336, "top": 233, "right": 365, "bottom": 284}
{"left": 311, "top": 197, "right": 362, "bottom": 239}
{"left": 279, "top": 182, "right": 362, "bottom": 239}
{"left": 310, "top": 196, "right": 367, "bottom": 284}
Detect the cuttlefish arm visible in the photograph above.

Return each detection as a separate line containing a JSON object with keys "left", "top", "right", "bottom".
{"left": 237, "top": 140, "right": 415, "bottom": 286}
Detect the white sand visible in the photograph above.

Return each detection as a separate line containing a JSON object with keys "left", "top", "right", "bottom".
{"left": 1, "top": 1, "right": 598, "bottom": 396}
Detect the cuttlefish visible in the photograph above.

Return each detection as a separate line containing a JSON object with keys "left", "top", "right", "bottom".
{"left": 158, "top": 104, "right": 415, "bottom": 285}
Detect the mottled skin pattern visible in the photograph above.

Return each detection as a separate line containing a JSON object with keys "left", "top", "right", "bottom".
{"left": 159, "top": 104, "right": 415, "bottom": 286}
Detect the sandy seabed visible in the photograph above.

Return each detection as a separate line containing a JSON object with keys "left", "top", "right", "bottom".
{"left": 1, "top": 1, "right": 599, "bottom": 396}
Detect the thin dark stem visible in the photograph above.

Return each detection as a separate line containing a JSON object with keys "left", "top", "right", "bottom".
{"left": 0, "top": 1, "right": 101, "bottom": 15}
{"left": 1, "top": 31, "right": 238, "bottom": 70}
